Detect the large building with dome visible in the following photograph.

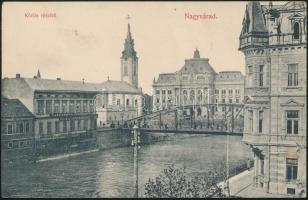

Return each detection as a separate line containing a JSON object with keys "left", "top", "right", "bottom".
{"left": 152, "top": 49, "right": 245, "bottom": 124}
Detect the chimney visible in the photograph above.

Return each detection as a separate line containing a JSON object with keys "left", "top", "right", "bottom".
{"left": 16, "top": 73, "right": 21, "bottom": 78}
{"left": 57, "top": 77, "right": 61, "bottom": 80}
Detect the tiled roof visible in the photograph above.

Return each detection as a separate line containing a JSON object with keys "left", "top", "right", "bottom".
{"left": 180, "top": 58, "right": 216, "bottom": 74}
{"left": 100, "top": 80, "right": 141, "bottom": 93}
{"left": 156, "top": 73, "right": 177, "bottom": 83}
{"left": 23, "top": 78, "right": 101, "bottom": 92}
{"left": 1, "top": 98, "right": 34, "bottom": 118}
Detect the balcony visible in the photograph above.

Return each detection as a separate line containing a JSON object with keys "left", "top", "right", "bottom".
{"left": 243, "top": 133, "right": 306, "bottom": 147}
{"left": 269, "top": 33, "right": 306, "bottom": 46}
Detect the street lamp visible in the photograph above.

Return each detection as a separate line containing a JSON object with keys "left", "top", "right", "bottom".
{"left": 132, "top": 124, "right": 140, "bottom": 198}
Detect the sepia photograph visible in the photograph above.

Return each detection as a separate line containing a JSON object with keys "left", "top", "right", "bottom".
{"left": 1, "top": 1, "right": 307, "bottom": 198}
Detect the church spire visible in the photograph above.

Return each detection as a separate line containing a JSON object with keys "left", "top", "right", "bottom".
{"left": 122, "top": 15, "right": 137, "bottom": 58}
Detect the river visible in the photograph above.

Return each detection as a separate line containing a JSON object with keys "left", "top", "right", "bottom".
{"left": 1, "top": 134, "right": 252, "bottom": 198}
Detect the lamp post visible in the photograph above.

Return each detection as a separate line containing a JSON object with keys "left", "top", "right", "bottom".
{"left": 132, "top": 124, "right": 140, "bottom": 198}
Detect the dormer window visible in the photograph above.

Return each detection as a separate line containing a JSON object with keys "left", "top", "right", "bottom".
{"left": 293, "top": 22, "right": 300, "bottom": 40}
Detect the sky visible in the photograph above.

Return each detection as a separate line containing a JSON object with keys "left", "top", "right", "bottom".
{"left": 2, "top": 1, "right": 285, "bottom": 94}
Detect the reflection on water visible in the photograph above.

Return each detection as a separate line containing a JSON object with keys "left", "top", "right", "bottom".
{"left": 2, "top": 134, "right": 252, "bottom": 198}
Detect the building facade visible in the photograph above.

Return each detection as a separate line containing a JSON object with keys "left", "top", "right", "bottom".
{"left": 152, "top": 49, "right": 245, "bottom": 130}
{"left": 1, "top": 98, "right": 35, "bottom": 163}
{"left": 2, "top": 75, "right": 100, "bottom": 158}
{"left": 240, "top": 1, "right": 306, "bottom": 197}
{"left": 96, "top": 80, "right": 142, "bottom": 127}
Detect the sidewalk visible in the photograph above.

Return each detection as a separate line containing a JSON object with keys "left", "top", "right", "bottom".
{"left": 220, "top": 168, "right": 292, "bottom": 198}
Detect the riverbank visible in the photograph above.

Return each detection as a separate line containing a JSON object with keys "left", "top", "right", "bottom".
{"left": 36, "top": 149, "right": 99, "bottom": 163}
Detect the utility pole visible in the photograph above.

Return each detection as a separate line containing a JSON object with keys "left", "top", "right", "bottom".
{"left": 132, "top": 125, "right": 140, "bottom": 198}
{"left": 174, "top": 110, "right": 178, "bottom": 130}
{"left": 231, "top": 104, "right": 234, "bottom": 133}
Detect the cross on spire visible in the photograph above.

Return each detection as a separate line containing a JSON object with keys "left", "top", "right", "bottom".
{"left": 126, "top": 14, "right": 131, "bottom": 23}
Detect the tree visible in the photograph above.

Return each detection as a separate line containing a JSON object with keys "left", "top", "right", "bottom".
{"left": 144, "top": 164, "right": 225, "bottom": 198}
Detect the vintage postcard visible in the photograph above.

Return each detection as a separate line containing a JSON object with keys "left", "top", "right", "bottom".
{"left": 1, "top": 1, "right": 306, "bottom": 198}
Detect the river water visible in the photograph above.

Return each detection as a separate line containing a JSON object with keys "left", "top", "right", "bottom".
{"left": 2, "top": 134, "right": 252, "bottom": 198}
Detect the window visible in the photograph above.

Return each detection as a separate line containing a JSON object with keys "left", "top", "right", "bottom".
{"left": 78, "top": 120, "right": 81, "bottom": 130}
{"left": 215, "top": 89, "right": 219, "bottom": 94}
{"left": 39, "top": 122, "right": 44, "bottom": 134}
{"left": 249, "top": 110, "right": 253, "bottom": 133}
{"left": 287, "top": 188, "right": 296, "bottom": 195}
{"left": 25, "top": 122, "right": 30, "bottom": 133}
{"left": 135, "top": 99, "right": 138, "bottom": 107}
{"left": 236, "top": 89, "right": 240, "bottom": 95}
{"left": 63, "top": 121, "right": 67, "bottom": 132}
{"left": 53, "top": 100, "right": 59, "bottom": 113}
{"left": 222, "top": 99, "right": 225, "bottom": 103}
{"left": 76, "top": 100, "right": 81, "bottom": 113}
{"left": 126, "top": 99, "right": 130, "bottom": 106}
{"left": 293, "top": 22, "right": 300, "bottom": 40}
{"left": 168, "top": 90, "right": 172, "bottom": 95}
{"left": 162, "top": 90, "right": 166, "bottom": 95}
{"left": 17, "top": 122, "right": 23, "bottom": 133}
{"left": 259, "top": 111, "right": 263, "bottom": 133}
{"left": 62, "top": 100, "right": 67, "bottom": 113}
{"left": 156, "top": 98, "right": 160, "bottom": 103}
{"left": 124, "top": 64, "right": 128, "bottom": 76}
{"left": 7, "top": 124, "right": 13, "bottom": 135}
{"left": 55, "top": 121, "right": 59, "bottom": 133}
{"left": 47, "top": 122, "right": 52, "bottom": 134}
{"left": 37, "top": 100, "right": 44, "bottom": 115}
{"left": 236, "top": 99, "right": 239, "bottom": 103}
{"left": 19, "top": 141, "right": 24, "bottom": 148}
{"left": 229, "top": 99, "right": 232, "bottom": 103}
{"left": 247, "top": 66, "right": 253, "bottom": 87}
{"left": 8, "top": 142, "right": 13, "bottom": 149}
{"left": 90, "top": 101, "right": 94, "bottom": 112}
{"left": 70, "top": 120, "right": 75, "bottom": 132}
{"left": 228, "top": 89, "right": 233, "bottom": 95}
{"left": 259, "top": 65, "right": 264, "bottom": 87}
{"left": 69, "top": 100, "right": 75, "bottom": 113}
{"left": 156, "top": 90, "right": 160, "bottom": 95}
{"left": 84, "top": 119, "right": 88, "bottom": 130}
{"left": 46, "top": 100, "right": 52, "bottom": 114}
{"left": 222, "top": 89, "right": 226, "bottom": 95}
{"left": 288, "top": 64, "right": 298, "bottom": 86}
{"left": 83, "top": 100, "right": 88, "bottom": 112}
{"left": 286, "top": 111, "right": 299, "bottom": 134}
{"left": 117, "top": 99, "right": 121, "bottom": 106}
{"left": 215, "top": 99, "right": 218, "bottom": 103}
{"left": 222, "top": 107, "right": 225, "bottom": 112}
{"left": 286, "top": 158, "right": 298, "bottom": 181}
{"left": 260, "top": 156, "right": 264, "bottom": 175}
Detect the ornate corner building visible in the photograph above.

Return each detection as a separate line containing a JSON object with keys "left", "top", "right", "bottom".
{"left": 239, "top": 1, "right": 306, "bottom": 197}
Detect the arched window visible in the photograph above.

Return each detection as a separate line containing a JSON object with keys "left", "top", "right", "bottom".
{"left": 190, "top": 90, "right": 195, "bottom": 103}
{"left": 126, "top": 99, "right": 130, "bottom": 106}
{"left": 197, "top": 107, "right": 202, "bottom": 116}
{"left": 183, "top": 90, "right": 188, "bottom": 105}
{"left": 197, "top": 90, "right": 202, "bottom": 103}
{"left": 293, "top": 22, "right": 300, "bottom": 40}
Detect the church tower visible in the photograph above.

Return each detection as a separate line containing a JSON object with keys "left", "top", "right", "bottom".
{"left": 121, "top": 21, "right": 138, "bottom": 88}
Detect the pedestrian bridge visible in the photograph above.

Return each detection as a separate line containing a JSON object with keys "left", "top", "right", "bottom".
{"left": 123, "top": 103, "right": 244, "bottom": 133}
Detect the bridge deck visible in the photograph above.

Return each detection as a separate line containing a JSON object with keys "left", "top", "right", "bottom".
{"left": 96, "top": 127, "right": 243, "bottom": 136}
